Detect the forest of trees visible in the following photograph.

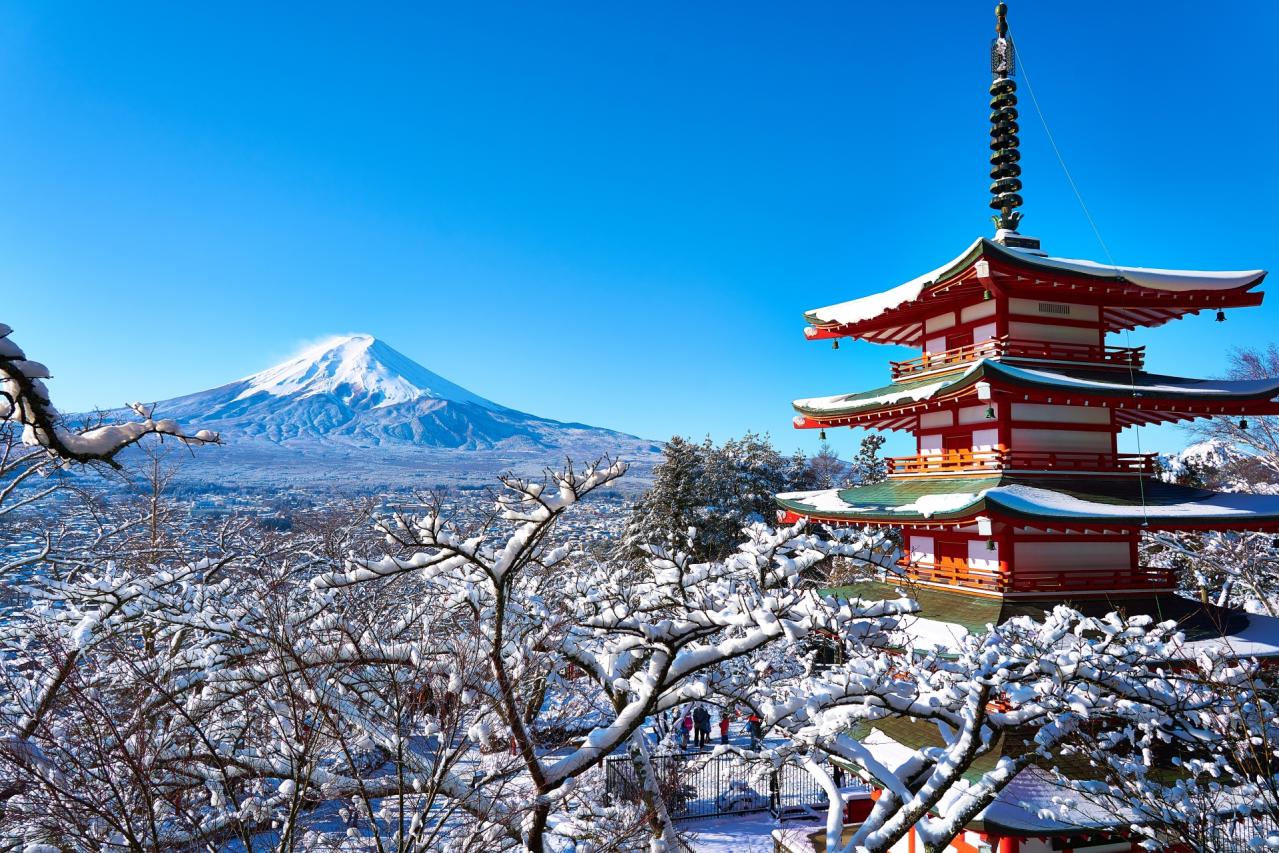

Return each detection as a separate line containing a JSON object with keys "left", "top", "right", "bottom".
{"left": 4, "top": 324, "right": 1279, "bottom": 853}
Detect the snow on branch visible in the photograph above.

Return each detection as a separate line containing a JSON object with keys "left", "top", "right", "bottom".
{"left": 0, "top": 324, "right": 218, "bottom": 467}
{"left": 4, "top": 453, "right": 1267, "bottom": 853}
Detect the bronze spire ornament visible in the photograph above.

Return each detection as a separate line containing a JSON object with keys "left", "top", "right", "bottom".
{"left": 989, "top": 2, "right": 1023, "bottom": 233}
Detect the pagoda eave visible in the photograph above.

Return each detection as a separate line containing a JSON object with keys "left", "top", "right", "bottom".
{"left": 794, "top": 398, "right": 1279, "bottom": 432}
{"left": 792, "top": 360, "right": 1279, "bottom": 431}
{"left": 779, "top": 506, "right": 1279, "bottom": 534}
{"left": 777, "top": 477, "right": 1279, "bottom": 533}
{"left": 803, "top": 237, "right": 1268, "bottom": 345}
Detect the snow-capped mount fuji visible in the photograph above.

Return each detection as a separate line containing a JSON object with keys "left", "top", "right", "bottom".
{"left": 143, "top": 335, "right": 658, "bottom": 484}
{"left": 231, "top": 334, "right": 503, "bottom": 414}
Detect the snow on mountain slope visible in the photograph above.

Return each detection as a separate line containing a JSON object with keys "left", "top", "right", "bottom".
{"left": 232, "top": 334, "right": 501, "bottom": 411}
{"left": 150, "top": 334, "right": 655, "bottom": 454}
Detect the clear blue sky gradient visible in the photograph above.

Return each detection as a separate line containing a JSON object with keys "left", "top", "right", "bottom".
{"left": 2, "top": 2, "right": 1276, "bottom": 458}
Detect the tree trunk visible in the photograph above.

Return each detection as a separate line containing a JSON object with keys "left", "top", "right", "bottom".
{"left": 627, "top": 730, "right": 680, "bottom": 852}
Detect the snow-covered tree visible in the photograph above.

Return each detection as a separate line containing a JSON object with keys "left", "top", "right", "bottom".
{"left": 9, "top": 322, "right": 1279, "bottom": 853}
{"left": 1042, "top": 648, "right": 1279, "bottom": 852}
{"left": 620, "top": 435, "right": 706, "bottom": 560}
{"left": 1190, "top": 345, "right": 1279, "bottom": 482}
{"left": 759, "top": 606, "right": 1232, "bottom": 853}
{"left": 805, "top": 442, "right": 847, "bottom": 490}
{"left": 622, "top": 432, "right": 812, "bottom": 562}
{"left": 1, "top": 458, "right": 902, "bottom": 851}
{"left": 1143, "top": 438, "right": 1279, "bottom": 613}
{"left": 0, "top": 324, "right": 217, "bottom": 475}
{"left": 3, "top": 442, "right": 1270, "bottom": 853}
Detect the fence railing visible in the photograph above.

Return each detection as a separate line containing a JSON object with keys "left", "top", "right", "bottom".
{"left": 886, "top": 448, "right": 1157, "bottom": 477}
{"left": 890, "top": 336, "right": 1145, "bottom": 380}
{"left": 603, "top": 752, "right": 861, "bottom": 821}
{"left": 904, "top": 557, "right": 1175, "bottom": 595}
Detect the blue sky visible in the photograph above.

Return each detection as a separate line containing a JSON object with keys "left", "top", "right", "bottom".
{"left": 1, "top": 2, "right": 1276, "bottom": 458}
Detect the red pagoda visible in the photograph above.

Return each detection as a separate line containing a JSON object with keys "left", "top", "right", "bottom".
{"left": 773, "top": 4, "right": 1279, "bottom": 851}
{"left": 776, "top": 19, "right": 1279, "bottom": 603}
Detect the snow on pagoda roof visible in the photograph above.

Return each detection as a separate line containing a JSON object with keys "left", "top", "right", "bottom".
{"left": 1003, "top": 244, "right": 1267, "bottom": 292}
{"left": 792, "top": 359, "right": 1279, "bottom": 420}
{"left": 978, "top": 766, "right": 1136, "bottom": 834}
{"left": 777, "top": 476, "right": 1279, "bottom": 529}
{"left": 805, "top": 238, "right": 984, "bottom": 328}
{"left": 995, "top": 362, "right": 1279, "bottom": 397}
{"left": 992, "top": 482, "right": 1279, "bottom": 521}
{"left": 805, "top": 237, "right": 1266, "bottom": 329}
{"left": 1179, "top": 610, "right": 1279, "bottom": 659}
{"left": 855, "top": 729, "right": 1133, "bottom": 834}
{"left": 828, "top": 579, "right": 1250, "bottom": 644}
{"left": 792, "top": 370, "right": 969, "bottom": 418}
{"left": 778, "top": 476, "right": 996, "bottom": 521}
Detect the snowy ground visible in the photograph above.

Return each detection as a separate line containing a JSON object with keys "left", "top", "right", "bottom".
{"left": 682, "top": 811, "right": 823, "bottom": 852}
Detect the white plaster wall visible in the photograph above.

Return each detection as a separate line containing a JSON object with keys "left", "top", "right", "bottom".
{"left": 1008, "top": 320, "right": 1101, "bottom": 345}
{"left": 971, "top": 428, "right": 1000, "bottom": 450}
{"left": 920, "top": 410, "right": 955, "bottom": 429}
{"left": 1011, "top": 428, "right": 1111, "bottom": 453}
{"left": 925, "top": 312, "right": 957, "bottom": 334}
{"left": 1012, "top": 403, "right": 1111, "bottom": 425}
{"left": 961, "top": 299, "right": 997, "bottom": 323}
{"left": 909, "top": 536, "right": 935, "bottom": 564}
{"left": 968, "top": 538, "right": 1000, "bottom": 571}
{"left": 972, "top": 321, "right": 998, "bottom": 343}
{"left": 1014, "top": 540, "right": 1131, "bottom": 572}
{"left": 958, "top": 404, "right": 997, "bottom": 425}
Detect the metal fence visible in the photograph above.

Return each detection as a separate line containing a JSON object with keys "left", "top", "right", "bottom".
{"left": 604, "top": 751, "right": 854, "bottom": 821}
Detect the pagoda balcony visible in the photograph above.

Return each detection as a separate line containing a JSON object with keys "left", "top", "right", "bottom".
{"left": 889, "top": 337, "right": 1145, "bottom": 381}
{"left": 903, "top": 558, "right": 1175, "bottom": 595}
{"left": 886, "top": 448, "right": 1158, "bottom": 477}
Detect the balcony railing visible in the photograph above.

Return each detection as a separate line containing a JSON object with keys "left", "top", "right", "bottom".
{"left": 890, "top": 336, "right": 1145, "bottom": 380}
{"left": 903, "top": 558, "right": 1175, "bottom": 595}
{"left": 886, "top": 448, "right": 1157, "bottom": 477}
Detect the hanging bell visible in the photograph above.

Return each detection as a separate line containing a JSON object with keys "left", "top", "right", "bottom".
{"left": 985, "top": 404, "right": 996, "bottom": 419}
{"left": 832, "top": 340, "right": 839, "bottom": 350}
{"left": 1240, "top": 417, "right": 1249, "bottom": 431}
{"left": 819, "top": 429, "right": 827, "bottom": 440}
{"left": 983, "top": 289, "right": 992, "bottom": 301}
{"left": 1217, "top": 309, "right": 1226, "bottom": 322}
{"left": 985, "top": 539, "right": 996, "bottom": 551}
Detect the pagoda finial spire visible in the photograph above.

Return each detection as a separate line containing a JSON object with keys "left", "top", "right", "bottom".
{"left": 989, "top": 2, "right": 1023, "bottom": 233}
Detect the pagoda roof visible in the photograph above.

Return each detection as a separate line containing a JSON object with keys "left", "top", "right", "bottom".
{"left": 777, "top": 475, "right": 1279, "bottom": 531}
{"left": 850, "top": 727, "right": 1140, "bottom": 837}
{"left": 804, "top": 237, "right": 1267, "bottom": 343}
{"left": 792, "top": 358, "right": 1279, "bottom": 429}
{"left": 825, "top": 579, "right": 1249, "bottom": 644}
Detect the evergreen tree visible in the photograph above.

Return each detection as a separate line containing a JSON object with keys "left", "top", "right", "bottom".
{"left": 849, "top": 433, "right": 887, "bottom": 485}
{"left": 623, "top": 432, "right": 810, "bottom": 562}
{"left": 621, "top": 435, "right": 705, "bottom": 559}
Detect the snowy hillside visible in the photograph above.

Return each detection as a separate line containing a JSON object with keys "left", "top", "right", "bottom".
{"left": 120, "top": 334, "right": 660, "bottom": 489}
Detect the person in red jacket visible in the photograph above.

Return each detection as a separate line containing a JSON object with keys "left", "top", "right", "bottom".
{"left": 718, "top": 713, "right": 731, "bottom": 745}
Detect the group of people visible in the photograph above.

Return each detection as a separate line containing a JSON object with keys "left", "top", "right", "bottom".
{"left": 665, "top": 705, "right": 765, "bottom": 750}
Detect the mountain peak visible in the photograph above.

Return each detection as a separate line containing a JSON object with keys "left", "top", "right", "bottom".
{"left": 135, "top": 332, "right": 655, "bottom": 463}
{"left": 235, "top": 334, "right": 501, "bottom": 411}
